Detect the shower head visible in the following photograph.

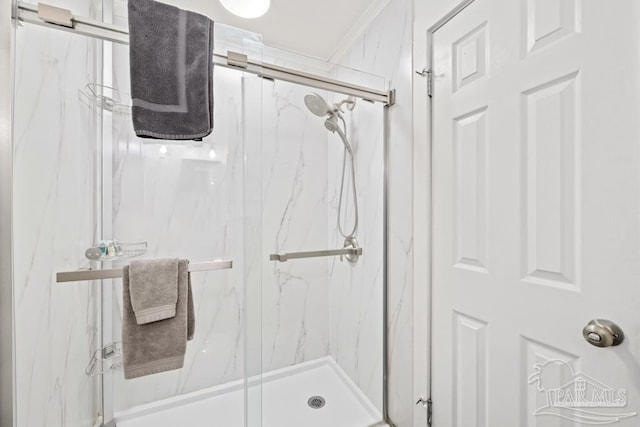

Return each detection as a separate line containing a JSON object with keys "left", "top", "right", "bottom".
{"left": 324, "top": 115, "right": 353, "bottom": 155}
{"left": 324, "top": 115, "right": 340, "bottom": 133}
{"left": 304, "top": 93, "right": 332, "bottom": 117}
{"left": 305, "top": 93, "right": 353, "bottom": 155}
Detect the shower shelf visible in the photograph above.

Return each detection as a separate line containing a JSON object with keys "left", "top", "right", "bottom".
{"left": 85, "top": 241, "right": 147, "bottom": 262}
{"left": 86, "top": 342, "right": 122, "bottom": 376}
{"left": 78, "top": 83, "right": 131, "bottom": 114}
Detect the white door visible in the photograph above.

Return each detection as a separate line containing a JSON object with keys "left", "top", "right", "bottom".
{"left": 431, "top": 0, "right": 640, "bottom": 425}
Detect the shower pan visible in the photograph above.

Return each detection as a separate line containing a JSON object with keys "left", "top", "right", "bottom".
{"left": 6, "top": 2, "right": 393, "bottom": 427}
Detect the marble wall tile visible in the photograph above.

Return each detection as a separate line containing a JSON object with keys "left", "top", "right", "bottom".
{"left": 327, "top": 99, "right": 385, "bottom": 413}
{"left": 260, "top": 47, "right": 389, "bottom": 419}
{"left": 259, "top": 80, "right": 330, "bottom": 373}
{"left": 336, "top": 0, "right": 415, "bottom": 425}
{"left": 13, "top": 21, "right": 102, "bottom": 427}
{"left": 110, "top": 58, "right": 251, "bottom": 411}
{"left": 107, "top": 18, "right": 262, "bottom": 413}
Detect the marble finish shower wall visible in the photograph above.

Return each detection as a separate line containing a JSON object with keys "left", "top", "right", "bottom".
{"left": 260, "top": 79, "right": 330, "bottom": 373}
{"left": 13, "top": 10, "right": 102, "bottom": 427}
{"left": 262, "top": 47, "right": 388, "bottom": 415}
{"left": 336, "top": 0, "right": 415, "bottom": 425}
{"left": 109, "top": 43, "right": 253, "bottom": 410}
{"left": 327, "top": 99, "right": 384, "bottom": 412}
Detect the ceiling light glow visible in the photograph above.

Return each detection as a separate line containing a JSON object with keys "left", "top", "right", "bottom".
{"left": 219, "top": 0, "right": 270, "bottom": 19}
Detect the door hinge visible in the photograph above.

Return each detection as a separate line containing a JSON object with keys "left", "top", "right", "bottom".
{"left": 416, "top": 396, "right": 433, "bottom": 426}
{"left": 416, "top": 68, "right": 434, "bottom": 97}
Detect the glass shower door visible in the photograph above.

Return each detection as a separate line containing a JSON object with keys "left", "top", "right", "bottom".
{"left": 256, "top": 56, "right": 387, "bottom": 427}
{"left": 12, "top": 14, "right": 104, "bottom": 427}
{"left": 12, "top": 4, "right": 264, "bottom": 425}
{"left": 12, "top": 3, "right": 390, "bottom": 425}
{"left": 102, "top": 20, "right": 264, "bottom": 427}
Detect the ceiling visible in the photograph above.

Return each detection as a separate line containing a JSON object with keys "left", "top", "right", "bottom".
{"left": 160, "top": 0, "right": 390, "bottom": 61}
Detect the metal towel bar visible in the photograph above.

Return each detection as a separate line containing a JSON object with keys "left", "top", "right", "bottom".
{"left": 56, "top": 260, "right": 233, "bottom": 283}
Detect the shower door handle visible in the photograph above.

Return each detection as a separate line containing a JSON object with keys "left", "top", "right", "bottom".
{"left": 269, "top": 247, "right": 362, "bottom": 263}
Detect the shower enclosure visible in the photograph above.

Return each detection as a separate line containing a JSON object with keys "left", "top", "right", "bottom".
{"left": 5, "top": 1, "right": 394, "bottom": 426}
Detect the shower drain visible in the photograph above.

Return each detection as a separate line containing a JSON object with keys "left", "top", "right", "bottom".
{"left": 307, "top": 396, "right": 326, "bottom": 409}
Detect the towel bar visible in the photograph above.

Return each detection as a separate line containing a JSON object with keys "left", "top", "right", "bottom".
{"left": 56, "top": 260, "right": 233, "bottom": 283}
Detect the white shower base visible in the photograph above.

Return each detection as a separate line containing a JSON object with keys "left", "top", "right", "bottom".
{"left": 115, "top": 357, "right": 385, "bottom": 427}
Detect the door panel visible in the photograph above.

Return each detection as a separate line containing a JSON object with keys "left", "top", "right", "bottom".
{"left": 432, "top": 1, "right": 640, "bottom": 425}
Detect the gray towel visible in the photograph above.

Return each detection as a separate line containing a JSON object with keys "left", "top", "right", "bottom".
{"left": 122, "top": 259, "right": 195, "bottom": 379}
{"left": 129, "top": 258, "right": 179, "bottom": 324}
{"left": 128, "top": 0, "right": 214, "bottom": 140}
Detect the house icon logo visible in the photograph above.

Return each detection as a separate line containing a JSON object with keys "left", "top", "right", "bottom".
{"left": 528, "top": 360, "right": 637, "bottom": 424}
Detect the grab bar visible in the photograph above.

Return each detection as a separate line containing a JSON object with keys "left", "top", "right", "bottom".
{"left": 269, "top": 248, "right": 362, "bottom": 263}
{"left": 56, "top": 259, "right": 233, "bottom": 283}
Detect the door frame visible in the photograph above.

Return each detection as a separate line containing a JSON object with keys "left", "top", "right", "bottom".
{"left": 412, "top": 1, "right": 476, "bottom": 425}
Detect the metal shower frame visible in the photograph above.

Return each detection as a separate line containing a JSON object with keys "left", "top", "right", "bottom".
{"left": 0, "top": 0, "right": 16, "bottom": 426}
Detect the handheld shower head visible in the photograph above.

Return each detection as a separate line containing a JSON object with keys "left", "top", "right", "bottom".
{"left": 324, "top": 115, "right": 339, "bottom": 132}
{"left": 303, "top": 93, "right": 358, "bottom": 241}
{"left": 324, "top": 115, "right": 353, "bottom": 155}
{"left": 304, "top": 93, "right": 331, "bottom": 117}
{"left": 304, "top": 92, "right": 354, "bottom": 154}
